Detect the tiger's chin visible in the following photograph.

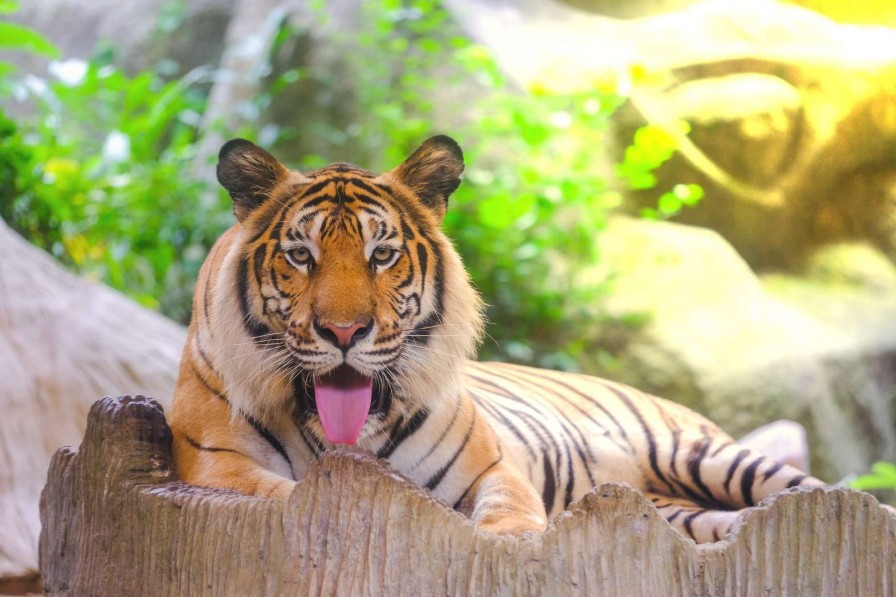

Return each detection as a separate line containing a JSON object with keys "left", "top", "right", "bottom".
{"left": 292, "top": 363, "right": 393, "bottom": 445}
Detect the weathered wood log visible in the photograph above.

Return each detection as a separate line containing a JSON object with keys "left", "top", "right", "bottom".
{"left": 41, "top": 396, "right": 896, "bottom": 596}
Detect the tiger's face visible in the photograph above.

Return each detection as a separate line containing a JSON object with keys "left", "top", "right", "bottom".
{"left": 216, "top": 137, "right": 483, "bottom": 445}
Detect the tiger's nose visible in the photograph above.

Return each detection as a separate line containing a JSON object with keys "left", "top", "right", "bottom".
{"left": 314, "top": 320, "right": 372, "bottom": 349}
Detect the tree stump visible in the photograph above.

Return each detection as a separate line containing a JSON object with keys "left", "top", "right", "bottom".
{"left": 40, "top": 396, "right": 896, "bottom": 596}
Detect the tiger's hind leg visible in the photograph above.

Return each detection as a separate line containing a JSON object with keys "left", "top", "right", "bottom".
{"left": 737, "top": 420, "right": 811, "bottom": 473}
{"left": 644, "top": 492, "right": 742, "bottom": 543}
{"left": 645, "top": 434, "right": 824, "bottom": 542}
{"left": 682, "top": 441, "right": 824, "bottom": 509}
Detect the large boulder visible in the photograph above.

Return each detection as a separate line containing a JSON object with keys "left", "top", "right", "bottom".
{"left": 585, "top": 217, "right": 896, "bottom": 481}
{"left": 444, "top": 0, "right": 896, "bottom": 268}
{"left": 0, "top": 219, "right": 185, "bottom": 590}
{"left": 5, "top": 0, "right": 235, "bottom": 80}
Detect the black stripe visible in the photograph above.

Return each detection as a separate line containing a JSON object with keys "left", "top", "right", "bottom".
{"left": 669, "top": 428, "right": 681, "bottom": 477}
{"left": 470, "top": 393, "right": 538, "bottom": 461}
{"left": 469, "top": 372, "right": 572, "bottom": 500}
{"left": 184, "top": 434, "right": 244, "bottom": 456}
{"left": 244, "top": 414, "right": 293, "bottom": 473}
{"left": 468, "top": 375, "right": 561, "bottom": 470}
{"left": 202, "top": 241, "right": 223, "bottom": 334}
{"left": 430, "top": 241, "right": 444, "bottom": 315}
{"left": 350, "top": 191, "right": 389, "bottom": 210}
{"left": 476, "top": 369, "right": 599, "bottom": 490}
{"left": 248, "top": 200, "right": 291, "bottom": 244}
{"left": 471, "top": 383, "right": 566, "bottom": 504}
{"left": 686, "top": 438, "right": 717, "bottom": 504}
{"left": 478, "top": 369, "right": 597, "bottom": 494}
{"left": 416, "top": 399, "right": 463, "bottom": 465}
{"left": 615, "top": 392, "right": 675, "bottom": 494}
{"left": 416, "top": 242, "right": 428, "bottom": 296}
{"left": 405, "top": 311, "right": 440, "bottom": 347}
{"left": 762, "top": 460, "right": 785, "bottom": 482}
{"left": 344, "top": 177, "right": 383, "bottom": 197}
{"left": 541, "top": 446, "right": 557, "bottom": 515}
{"left": 236, "top": 255, "right": 273, "bottom": 340}
{"left": 452, "top": 450, "right": 503, "bottom": 510}
{"left": 424, "top": 410, "right": 476, "bottom": 491}
{"left": 683, "top": 510, "right": 704, "bottom": 541}
{"left": 397, "top": 254, "right": 417, "bottom": 290}
{"left": 723, "top": 449, "right": 750, "bottom": 496}
{"left": 666, "top": 508, "right": 685, "bottom": 524}
{"left": 268, "top": 201, "right": 290, "bottom": 242}
{"left": 786, "top": 474, "right": 807, "bottom": 488}
{"left": 506, "top": 367, "right": 632, "bottom": 448}
{"left": 296, "top": 192, "right": 337, "bottom": 213}
{"left": 377, "top": 408, "right": 431, "bottom": 459}
{"left": 740, "top": 457, "right": 764, "bottom": 506}
{"left": 302, "top": 178, "right": 335, "bottom": 198}
{"left": 711, "top": 441, "right": 733, "bottom": 458}
{"left": 252, "top": 243, "right": 267, "bottom": 291}
{"left": 190, "top": 360, "right": 225, "bottom": 398}
{"left": 562, "top": 442, "right": 575, "bottom": 510}
{"left": 400, "top": 218, "right": 416, "bottom": 240}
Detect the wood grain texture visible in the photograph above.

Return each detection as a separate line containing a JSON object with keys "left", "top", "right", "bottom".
{"left": 40, "top": 396, "right": 896, "bottom": 596}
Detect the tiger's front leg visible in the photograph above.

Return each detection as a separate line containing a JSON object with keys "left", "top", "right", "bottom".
{"left": 451, "top": 408, "right": 547, "bottom": 536}
{"left": 170, "top": 347, "right": 298, "bottom": 500}
{"left": 464, "top": 460, "right": 548, "bottom": 536}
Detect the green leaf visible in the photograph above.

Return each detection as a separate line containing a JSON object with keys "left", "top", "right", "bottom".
{"left": 657, "top": 191, "right": 682, "bottom": 215}
{"left": 849, "top": 461, "right": 896, "bottom": 491}
{"left": 674, "top": 183, "right": 704, "bottom": 205}
{"left": 0, "top": 61, "right": 16, "bottom": 78}
{"left": 0, "top": 0, "right": 19, "bottom": 15}
{"left": 0, "top": 22, "right": 58, "bottom": 57}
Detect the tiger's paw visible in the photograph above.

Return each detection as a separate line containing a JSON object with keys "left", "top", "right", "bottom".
{"left": 476, "top": 513, "right": 547, "bottom": 537}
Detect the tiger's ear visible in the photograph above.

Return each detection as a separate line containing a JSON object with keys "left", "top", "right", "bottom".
{"left": 217, "top": 139, "right": 289, "bottom": 222}
{"left": 390, "top": 135, "right": 464, "bottom": 219}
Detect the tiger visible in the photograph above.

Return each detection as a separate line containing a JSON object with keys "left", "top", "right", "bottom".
{"left": 169, "top": 135, "right": 823, "bottom": 543}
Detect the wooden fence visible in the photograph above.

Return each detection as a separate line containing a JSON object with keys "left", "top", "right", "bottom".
{"left": 39, "top": 396, "right": 896, "bottom": 596}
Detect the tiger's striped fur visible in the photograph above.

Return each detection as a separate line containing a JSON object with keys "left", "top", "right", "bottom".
{"left": 169, "top": 136, "right": 822, "bottom": 543}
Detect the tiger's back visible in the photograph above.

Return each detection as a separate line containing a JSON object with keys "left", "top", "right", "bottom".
{"left": 170, "top": 135, "right": 822, "bottom": 544}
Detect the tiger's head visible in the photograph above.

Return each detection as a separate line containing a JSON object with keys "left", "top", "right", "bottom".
{"left": 214, "top": 136, "right": 484, "bottom": 445}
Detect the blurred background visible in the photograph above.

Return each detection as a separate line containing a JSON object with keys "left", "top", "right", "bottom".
{"left": 3, "top": 0, "right": 896, "bottom": 590}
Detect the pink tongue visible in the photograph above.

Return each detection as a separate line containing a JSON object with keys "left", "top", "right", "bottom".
{"left": 313, "top": 365, "right": 373, "bottom": 445}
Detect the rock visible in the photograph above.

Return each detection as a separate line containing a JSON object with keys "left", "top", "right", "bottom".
{"left": 0, "top": 219, "right": 185, "bottom": 586}
{"left": 6, "top": 0, "right": 235, "bottom": 80}
{"left": 657, "top": 73, "right": 803, "bottom": 189}
{"left": 804, "top": 242, "right": 896, "bottom": 292}
{"left": 443, "top": 0, "right": 896, "bottom": 270}
{"left": 790, "top": 0, "right": 896, "bottom": 26}
{"left": 558, "top": 0, "right": 699, "bottom": 19}
{"left": 584, "top": 217, "right": 896, "bottom": 482}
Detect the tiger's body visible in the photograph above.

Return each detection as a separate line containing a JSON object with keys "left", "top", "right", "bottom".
{"left": 170, "top": 136, "right": 821, "bottom": 543}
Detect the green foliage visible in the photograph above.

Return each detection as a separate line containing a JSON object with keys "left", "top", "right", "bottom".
{"left": 0, "top": 1, "right": 58, "bottom": 60}
{"left": 447, "top": 84, "right": 623, "bottom": 365}
{"left": 849, "top": 461, "right": 896, "bottom": 504}
{"left": 2, "top": 51, "right": 230, "bottom": 320}
{"left": 3, "top": 0, "right": 691, "bottom": 366}
{"left": 0, "top": 1, "right": 59, "bottom": 91}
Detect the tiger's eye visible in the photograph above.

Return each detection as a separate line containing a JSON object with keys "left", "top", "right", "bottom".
{"left": 287, "top": 246, "right": 313, "bottom": 267}
{"left": 371, "top": 246, "right": 395, "bottom": 265}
